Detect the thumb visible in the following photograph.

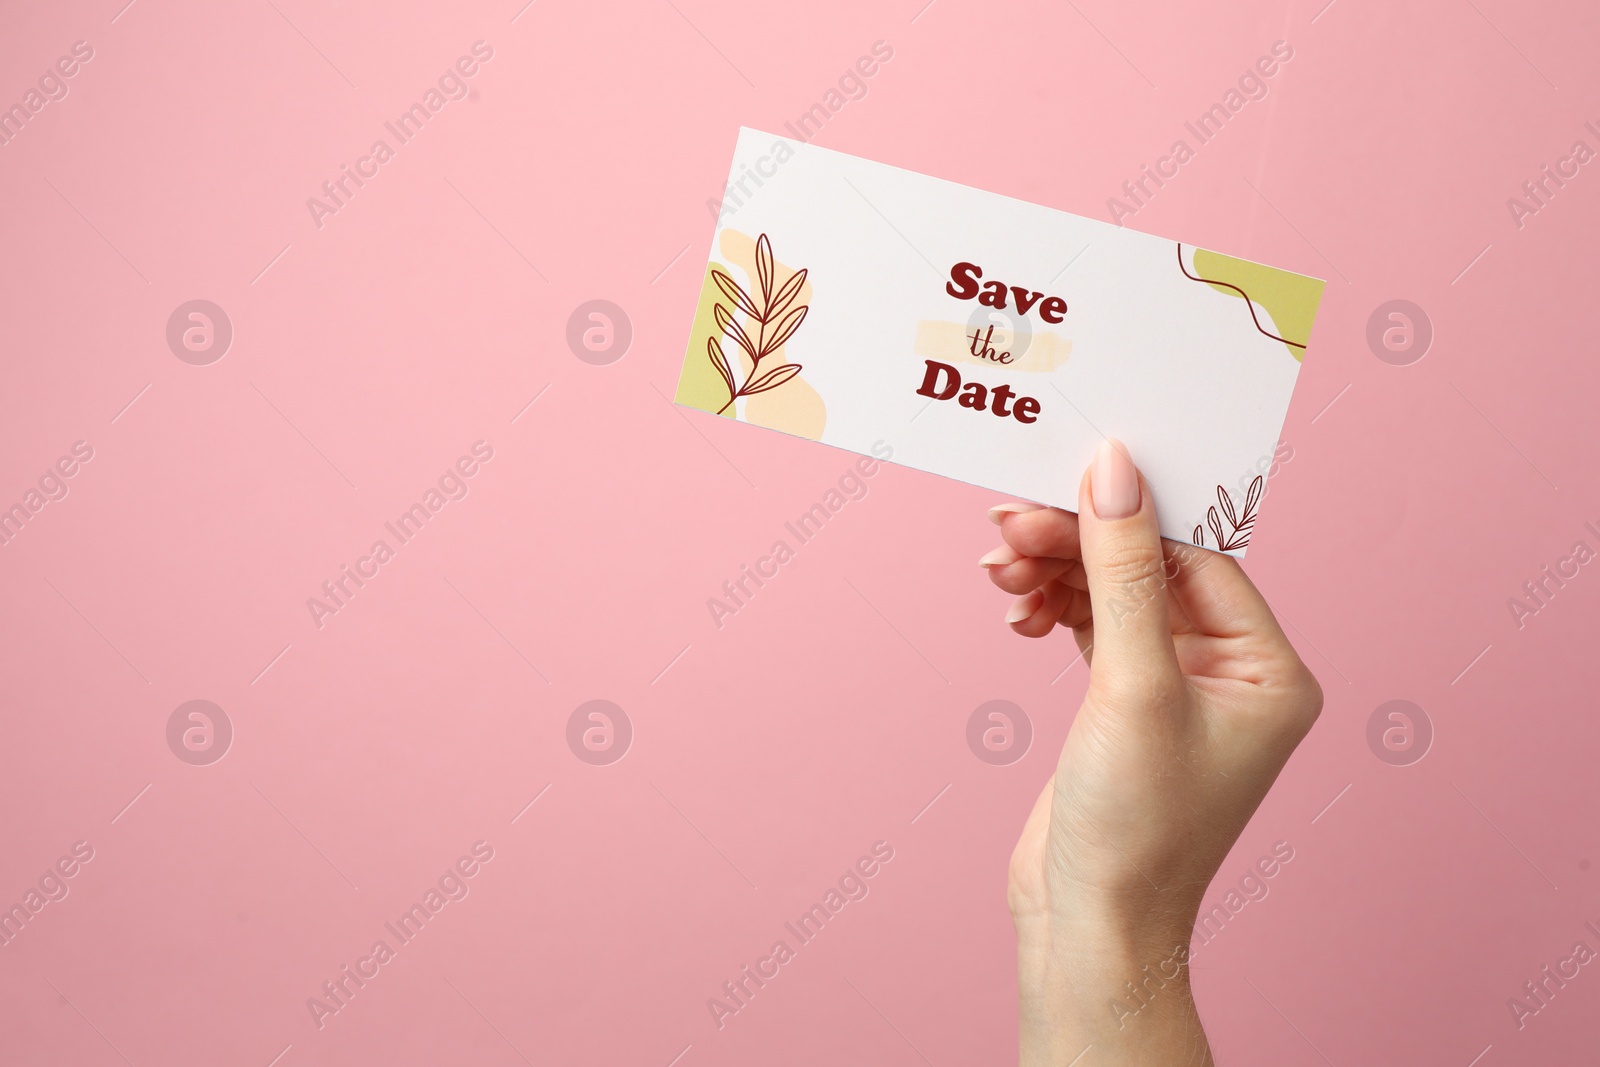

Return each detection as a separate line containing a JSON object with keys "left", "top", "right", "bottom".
{"left": 1078, "top": 439, "right": 1181, "bottom": 700}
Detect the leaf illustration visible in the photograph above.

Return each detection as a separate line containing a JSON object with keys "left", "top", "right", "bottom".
{"left": 1243, "top": 476, "right": 1263, "bottom": 520}
{"left": 711, "top": 268, "right": 761, "bottom": 319}
{"left": 707, "top": 337, "right": 735, "bottom": 397}
{"left": 763, "top": 305, "right": 808, "bottom": 355}
{"left": 755, "top": 233, "right": 774, "bottom": 305}
{"left": 766, "top": 268, "right": 808, "bottom": 322}
{"left": 1217, "top": 486, "right": 1237, "bottom": 527}
{"left": 703, "top": 235, "right": 812, "bottom": 415}
{"left": 744, "top": 363, "right": 803, "bottom": 395}
{"left": 1193, "top": 474, "right": 1266, "bottom": 552}
{"left": 714, "top": 304, "right": 759, "bottom": 364}
{"left": 1192, "top": 525, "right": 1206, "bottom": 547}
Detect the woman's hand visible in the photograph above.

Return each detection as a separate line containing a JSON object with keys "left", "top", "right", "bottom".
{"left": 982, "top": 441, "right": 1322, "bottom": 1066}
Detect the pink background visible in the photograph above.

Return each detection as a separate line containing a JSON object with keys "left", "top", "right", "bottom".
{"left": 2, "top": 0, "right": 1597, "bottom": 1063}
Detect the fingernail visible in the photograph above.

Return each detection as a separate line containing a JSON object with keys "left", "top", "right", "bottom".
{"left": 987, "top": 502, "right": 1045, "bottom": 525}
{"left": 979, "top": 547, "right": 1019, "bottom": 568}
{"left": 1005, "top": 590, "right": 1043, "bottom": 624}
{"left": 1091, "top": 439, "right": 1140, "bottom": 520}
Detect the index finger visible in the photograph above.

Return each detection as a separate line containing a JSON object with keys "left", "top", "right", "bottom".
{"left": 1162, "top": 539, "right": 1290, "bottom": 643}
{"left": 995, "top": 505, "right": 1082, "bottom": 562}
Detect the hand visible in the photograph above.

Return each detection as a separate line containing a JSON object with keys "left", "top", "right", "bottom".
{"left": 982, "top": 440, "right": 1322, "bottom": 1066}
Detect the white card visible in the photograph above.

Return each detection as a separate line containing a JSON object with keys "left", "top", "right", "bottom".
{"left": 675, "top": 128, "right": 1325, "bottom": 554}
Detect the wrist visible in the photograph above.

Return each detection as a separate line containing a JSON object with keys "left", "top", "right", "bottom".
{"left": 1046, "top": 881, "right": 1201, "bottom": 963}
{"left": 1016, "top": 912, "right": 1207, "bottom": 1066}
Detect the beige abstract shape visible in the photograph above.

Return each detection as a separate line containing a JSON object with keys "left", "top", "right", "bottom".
{"left": 717, "top": 230, "right": 827, "bottom": 440}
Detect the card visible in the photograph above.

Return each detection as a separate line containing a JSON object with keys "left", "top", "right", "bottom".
{"left": 674, "top": 127, "right": 1326, "bottom": 555}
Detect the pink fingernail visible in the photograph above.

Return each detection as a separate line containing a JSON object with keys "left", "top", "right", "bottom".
{"left": 979, "top": 547, "right": 1019, "bottom": 568}
{"left": 987, "top": 502, "right": 1045, "bottom": 525}
{"left": 1091, "top": 439, "right": 1140, "bottom": 520}
{"left": 1005, "top": 590, "right": 1042, "bottom": 624}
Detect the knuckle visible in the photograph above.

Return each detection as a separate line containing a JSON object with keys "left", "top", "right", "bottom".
{"left": 1093, "top": 541, "right": 1167, "bottom": 595}
{"left": 1272, "top": 646, "right": 1325, "bottom": 723}
{"left": 989, "top": 568, "right": 1035, "bottom": 596}
{"left": 1088, "top": 676, "right": 1184, "bottom": 719}
{"left": 1163, "top": 540, "right": 1207, "bottom": 580}
{"left": 1298, "top": 667, "right": 1325, "bottom": 722}
{"left": 1014, "top": 620, "right": 1052, "bottom": 640}
{"left": 1259, "top": 666, "right": 1324, "bottom": 747}
{"left": 1004, "top": 509, "right": 1077, "bottom": 559}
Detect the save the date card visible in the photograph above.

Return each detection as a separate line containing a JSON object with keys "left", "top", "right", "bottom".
{"left": 674, "top": 127, "right": 1326, "bottom": 555}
